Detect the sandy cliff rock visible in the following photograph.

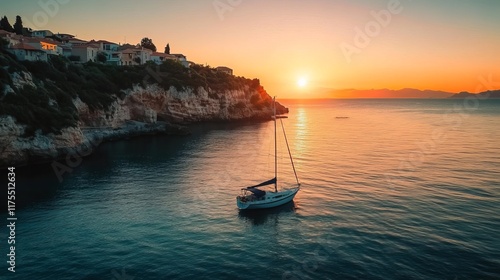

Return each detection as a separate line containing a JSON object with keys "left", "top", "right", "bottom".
{"left": 122, "top": 84, "right": 277, "bottom": 123}
{"left": 0, "top": 116, "right": 85, "bottom": 166}
{"left": 0, "top": 82, "right": 284, "bottom": 167}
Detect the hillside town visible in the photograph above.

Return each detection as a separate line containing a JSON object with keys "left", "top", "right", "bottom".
{"left": 0, "top": 17, "right": 233, "bottom": 75}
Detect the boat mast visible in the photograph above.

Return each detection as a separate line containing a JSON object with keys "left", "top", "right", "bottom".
{"left": 274, "top": 96, "right": 277, "bottom": 192}
{"left": 273, "top": 96, "right": 278, "bottom": 192}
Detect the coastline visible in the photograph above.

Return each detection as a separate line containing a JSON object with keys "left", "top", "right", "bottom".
{"left": 0, "top": 111, "right": 287, "bottom": 168}
{"left": 0, "top": 47, "right": 290, "bottom": 168}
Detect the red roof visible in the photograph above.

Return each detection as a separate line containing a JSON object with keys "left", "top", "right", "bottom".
{"left": 24, "top": 37, "right": 61, "bottom": 46}
{"left": 72, "top": 43, "right": 99, "bottom": 49}
{"left": 120, "top": 47, "right": 137, "bottom": 51}
{"left": 93, "top": 39, "right": 118, "bottom": 45}
{"left": 69, "top": 38, "right": 88, "bottom": 43}
{"left": 0, "top": 30, "right": 15, "bottom": 36}
{"left": 152, "top": 52, "right": 172, "bottom": 56}
{"left": 120, "top": 47, "right": 154, "bottom": 54}
{"left": 10, "top": 42, "right": 44, "bottom": 51}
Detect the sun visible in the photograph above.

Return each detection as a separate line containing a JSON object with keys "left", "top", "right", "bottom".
{"left": 297, "top": 77, "right": 308, "bottom": 88}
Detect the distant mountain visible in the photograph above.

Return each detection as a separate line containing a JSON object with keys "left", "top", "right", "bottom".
{"left": 325, "top": 88, "right": 454, "bottom": 99}
{"left": 449, "top": 90, "right": 500, "bottom": 99}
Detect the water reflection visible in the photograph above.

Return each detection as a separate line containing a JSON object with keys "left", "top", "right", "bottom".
{"left": 237, "top": 201, "right": 297, "bottom": 226}
{"left": 292, "top": 107, "right": 308, "bottom": 156}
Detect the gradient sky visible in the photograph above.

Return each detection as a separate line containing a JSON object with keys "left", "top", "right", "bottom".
{"left": 3, "top": 0, "right": 500, "bottom": 98}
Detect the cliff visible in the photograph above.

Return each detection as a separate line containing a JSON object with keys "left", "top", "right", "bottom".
{"left": 0, "top": 51, "right": 287, "bottom": 167}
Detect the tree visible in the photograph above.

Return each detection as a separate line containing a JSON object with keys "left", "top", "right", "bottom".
{"left": 13, "top": 15, "right": 23, "bottom": 35}
{"left": 0, "top": 16, "right": 15, "bottom": 32}
{"left": 134, "top": 57, "right": 141, "bottom": 65}
{"left": 140, "top": 37, "right": 156, "bottom": 52}
{"left": 164, "top": 43, "right": 170, "bottom": 54}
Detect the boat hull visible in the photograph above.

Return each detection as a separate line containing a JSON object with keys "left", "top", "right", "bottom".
{"left": 237, "top": 187, "right": 299, "bottom": 210}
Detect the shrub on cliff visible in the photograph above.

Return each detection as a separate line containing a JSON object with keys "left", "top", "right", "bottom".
{"left": 0, "top": 53, "right": 115, "bottom": 134}
{"left": 0, "top": 85, "right": 78, "bottom": 136}
{"left": 49, "top": 54, "right": 70, "bottom": 72}
{"left": 0, "top": 66, "right": 11, "bottom": 88}
{"left": 23, "top": 60, "right": 64, "bottom": 82}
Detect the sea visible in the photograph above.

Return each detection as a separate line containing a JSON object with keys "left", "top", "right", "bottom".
{"left": 1, "top": 99, "right": 499, "bottom": 280}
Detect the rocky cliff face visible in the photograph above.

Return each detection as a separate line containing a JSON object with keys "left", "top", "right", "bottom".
{"left": 73, "top": 83, "right": 282, "bottom": 127}
{"left": 0, "top": 71, "right": 286, "bottom": 167}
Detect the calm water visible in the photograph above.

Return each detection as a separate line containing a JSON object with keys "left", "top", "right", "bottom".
{"left": 2, "top": 99, "right": 500, "bottom": 279}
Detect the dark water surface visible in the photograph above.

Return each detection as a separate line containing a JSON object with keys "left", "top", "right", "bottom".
{"left": 2, "top": 99, "right": 499, "bottom": 279}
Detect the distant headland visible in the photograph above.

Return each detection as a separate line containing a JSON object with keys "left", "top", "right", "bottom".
{"left": 324, "top": 88, "right": 500, "bottom": 99}
{"left": 448, "top": 90, "right": 500, "bottom": 99}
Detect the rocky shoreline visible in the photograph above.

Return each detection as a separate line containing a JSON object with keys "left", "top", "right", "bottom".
{"left": 0, "top": 120, "right": 188, "bottom": 168}
{"left": 0, "top": 114, "right": 283, "bottom": 168}
{"left": 0, "top": 72, "right": 287, "bottom": 167}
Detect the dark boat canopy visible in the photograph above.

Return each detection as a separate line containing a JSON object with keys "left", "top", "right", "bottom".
{"left": 241, "top": 178, "right": 276, "bottom": 198}
{"left": 246, "top": 188, "right": 266, "bottom": 198}
{"left": 245, "top": 177, "right": 276, "bottom": 189}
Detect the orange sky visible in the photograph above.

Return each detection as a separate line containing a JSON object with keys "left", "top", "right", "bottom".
{"left": 4, "top": 0, "right": 500, "bottom": 98}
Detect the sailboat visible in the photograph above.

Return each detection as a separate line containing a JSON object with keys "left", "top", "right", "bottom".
{"left": 236, "top": 97, "right": 301, "bottom": 210}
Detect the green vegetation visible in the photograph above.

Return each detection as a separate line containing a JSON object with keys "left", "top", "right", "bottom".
{"left": 140, "top": 37, "right": 157, "bottom": 52}
{"left": 1, "top": 15, "right": 32, "bottom": 36}
{"left": 13, "top": 15, "right": 23, "bottom": 35}
{"left": 0, "top": 16, "right": 15, "bottom": 33}
{"left": 0, "top": 48, "right": 269, "bottom": 136}
{"left": 169, "top": 62, "right": 264, "bottom": 93}
{"left": 1, "top": 84, "right": 78, "bottom": 136}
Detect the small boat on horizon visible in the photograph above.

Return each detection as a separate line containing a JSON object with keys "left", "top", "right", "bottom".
{"left": 236, "top": 97, "right": 301, "bottom": 210}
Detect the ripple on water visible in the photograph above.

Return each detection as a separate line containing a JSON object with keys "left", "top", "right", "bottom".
{"left": 6, "top": 99, "right": 500, "bottom": 279}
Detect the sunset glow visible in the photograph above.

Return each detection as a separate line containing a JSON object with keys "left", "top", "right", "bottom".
{"left": 297, "top": 78, "right": 308, "bottom": 88}
{"left": 3, "top": 0, "right": 499, "bottom": 98}
{"left": 2, "top": 2, "right": 499, "bottom": 278}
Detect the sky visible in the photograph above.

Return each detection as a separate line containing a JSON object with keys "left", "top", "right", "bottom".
{"left": 2, "top": 0, "right": 500, "bottom": 98}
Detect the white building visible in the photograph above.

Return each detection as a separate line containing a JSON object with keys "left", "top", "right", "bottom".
{"left": 216, "top": 66, "right": 233, "bottom": 75}
{"left": 119, "top": 47, "right": 153, "bottom": 65}
{"left": 90, "top": 40, "right": 121, "bottom": 65}
{"left": 67, "top": 37, "right": 88, "bottom": 46}
{"left": 172, "top": 54, "right": 189, "bottom": 68}
{"left": 8, "top": 42, "right": 48, "bottom": 61}
{"left": 151, "top": 52, "right": 177, "bottom": 65}
{"left": 71, "top": 43, "right": 99, "bottom": 63}
{"left": 32, "top": 30, "right": 54, "bottom": 38}
{"left": 25, "top": 38, "right": 63, "bottom": 56}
